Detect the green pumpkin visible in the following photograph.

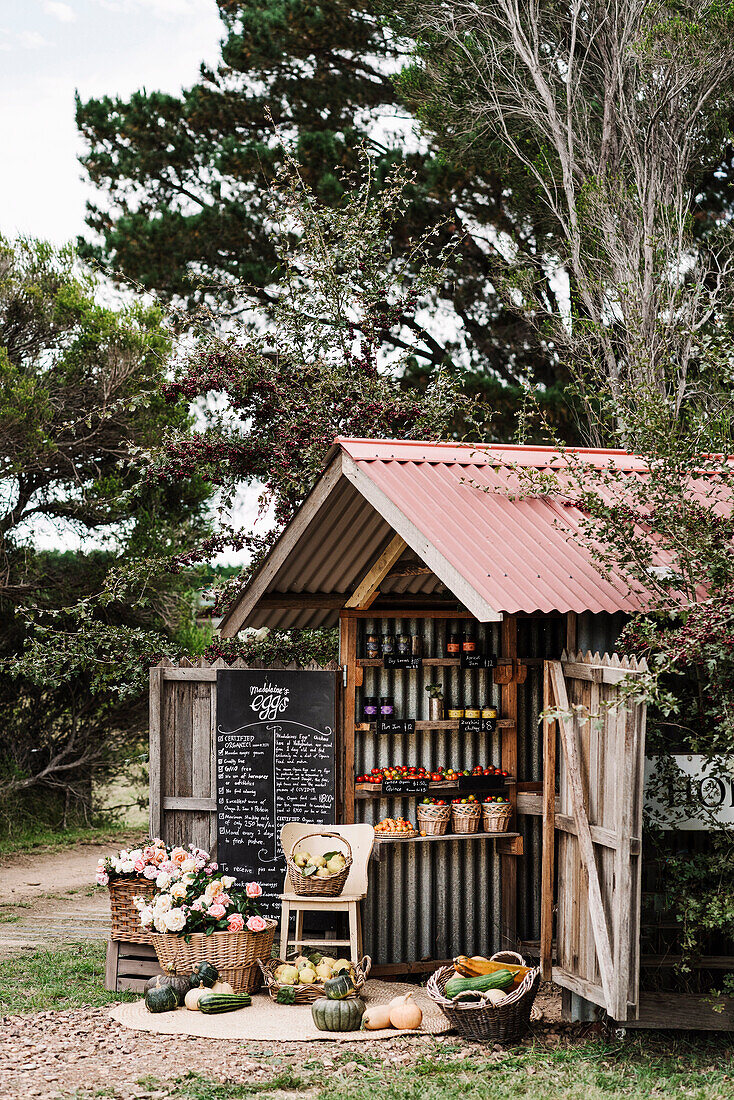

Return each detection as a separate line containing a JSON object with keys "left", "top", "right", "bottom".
{"left": 324, "top": 971, "right": 356, "bottom": 1000}
{"left": 311, "top": 996, "right": 365, "bottom": 1032}
{"left": 144, "top": 973, "right": 191, "bottom": 1005}
{"left": 145, "top": 983, "right": 179, "bottom": 1014}
{"left": 190, "top": 961, "right": 219, "bottom": 988}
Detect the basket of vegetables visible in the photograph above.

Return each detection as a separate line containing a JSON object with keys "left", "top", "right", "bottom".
{"left": 258, "top": 953, "right": 371, "bottom": 1004}
{"left": 286, "top": 832, "right": 352, "bottom": 897}
{"left": 427, "top": 951, "right": 540, "bottom": 1043}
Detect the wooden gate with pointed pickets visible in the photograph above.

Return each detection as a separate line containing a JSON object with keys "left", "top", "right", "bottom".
{"left": 540, "top": 651, "right": 647, "bottom": 1022}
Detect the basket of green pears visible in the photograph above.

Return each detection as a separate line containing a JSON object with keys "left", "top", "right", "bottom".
{"left": 259, "top": 952, "right": 371, "bottom": 1004}
{"left": 286, "top": 833, "right": 352, "bottom": 896}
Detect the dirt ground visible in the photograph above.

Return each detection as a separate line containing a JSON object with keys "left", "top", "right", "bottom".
{"left": 0, "top": 836, "right": 141, "bottom": 956}
{"left": 0, "top": 990, "right": 569, "bottom": 1100}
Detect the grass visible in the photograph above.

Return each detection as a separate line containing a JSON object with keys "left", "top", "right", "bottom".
{"left": 132, "top": 1037, "right": 734, "bottom": 1100}
{"left": 0, "top": 820, "right": 143, "bottom": 856}
{"left": 0, "top": 941, "right": 136, "bottom": 1015}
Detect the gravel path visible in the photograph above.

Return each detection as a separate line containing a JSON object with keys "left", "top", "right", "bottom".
{"left": 0, "top": 837, "right": 141, "bottom": 956}
{"left": 0, "top": 994, "right": 572, "bottom": 1100}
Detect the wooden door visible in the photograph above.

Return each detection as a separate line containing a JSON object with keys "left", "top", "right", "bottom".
{"left": 540, "top": 651, "right": 647, "bottom": 1022}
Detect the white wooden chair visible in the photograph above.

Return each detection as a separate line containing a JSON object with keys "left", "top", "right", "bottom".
{"left": 278, "top": 822, "right": 375, "bottom": 964}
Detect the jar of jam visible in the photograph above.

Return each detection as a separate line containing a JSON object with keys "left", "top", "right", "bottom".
{"left": 362, "top": 696, "right": 379, "bottom": 722}
{"left": 381, "top": 633, "right": 395, "bottom": 656}
{"left": 396, "top": 634, "right": 411, "bottom": 657}
{"left": 446, "top": 632, "right": 461, "bottom": 656}
{"left": 411, "top": 634, "right": 423, "bottom": 658}
{"left": 462, "top": 630, "right": 477, "bottom": 653}
{"left": 464, "top": 706, "right": 481, "bottom": 719}
{"left": 380, "top": 696, "right": 394, "bottom": 717}
{"left": 447, "top": 707, "right": 464, "bottom": 720}
{"left": 365, "top": 633, "right": 380, "bottom": 660}
{"left": 482, "top": 706, "right": 498, "bottom": 720}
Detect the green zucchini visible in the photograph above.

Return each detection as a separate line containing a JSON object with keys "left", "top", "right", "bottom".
{"left": 443, "top": 969, "right": 514, "bottom": 999}
{"left": 198, "top": 992, "right": 252, "bottom": 1014}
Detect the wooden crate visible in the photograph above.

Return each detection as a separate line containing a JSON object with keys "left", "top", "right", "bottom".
{"left": 105, "top": 939, "right": 162, "bottom": 992}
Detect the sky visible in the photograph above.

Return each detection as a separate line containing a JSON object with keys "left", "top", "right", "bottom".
{"left": 0, "top": 0, "right": 223, "bottom": 245}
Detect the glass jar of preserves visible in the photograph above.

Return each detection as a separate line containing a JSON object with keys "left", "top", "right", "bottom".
{"left": 362, "top": 696, "right": 379, "bottom": 722}
{"left": 446, "top": 632, "right": 461, "bottom": 656}
{"left": 381, "top": 633, "right": 395, "bottom": 656}
{"left": 380, "top": 696, "right": 395, "bottom": 717}
{"left": 365, "top": 633, "right": 380, "bottom": 660}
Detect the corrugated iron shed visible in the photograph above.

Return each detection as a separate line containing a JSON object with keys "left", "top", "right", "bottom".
{"left": 220, "top": 438, "right": 650, "bottom": 634}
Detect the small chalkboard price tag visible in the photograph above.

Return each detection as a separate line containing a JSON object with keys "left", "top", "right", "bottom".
{"left": 377, "top": 718, "right": 416, "bottom": 735}
{"left": 482, "top": 718, "right": 497, "bottom": 733}
{"left": 460, "top": 651, "right": 498, "bottom": 670}
{"left": 382, "top": 778, "right": 430, "bottom": 795}
{"left": 459, "top": 717, "right": 482, "bottom": 734}
{"left": 383, "top": 655, "right": 423, "bottom": 670}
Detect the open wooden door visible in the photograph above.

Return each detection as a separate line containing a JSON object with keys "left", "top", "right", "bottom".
{"left": 540, "top": 651, "right": 647, "bottom": 1022}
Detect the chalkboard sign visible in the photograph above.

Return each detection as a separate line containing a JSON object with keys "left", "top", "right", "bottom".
{"left": 460, "top": 651, "right": 498, "bottom": 669}
{"left": 215, "top": 669, "right": 337, "bottom": 918}
{"left": 382, "top": 778, "right": 430, "bottom": 795}
{"left": 383, "top": 655, "right": 423, "bottom": 670}
{"left": 377, "top": 718, "right": 416, "bottom": 735}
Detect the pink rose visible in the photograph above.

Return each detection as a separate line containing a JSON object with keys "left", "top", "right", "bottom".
{"left": 96, "top": 871, "right": 109, "bottom": 886}
{"left": 209, "top": 903, "right": 226, "bottom": 919}
{"left": 218, "top": 894, "right": 231, "bottom": 907}
{"left": 133, "top": 859, "right": 145, "bottom": 873}
{"left": 171, "top": 847, "right": 188, "bottom": 865}
{"left": 227, "top": 913, "right": 245, "bottom": 932}
{"left": 143, "top": 865, "right": 158, "bottom": 880}
{"left": 246, "top": 915, "right": 267, "bottom": 933}
{"left": 191, "top": 900, "right": 204, "bottom": 912}
{"left": 142, "top": 846, "right": 156, "bottom": 862}
{"left": 245, "top": 882, "right": 262, "bottom": 898}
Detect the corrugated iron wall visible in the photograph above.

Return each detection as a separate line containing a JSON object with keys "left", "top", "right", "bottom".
{"left": 354, "top": 611, "right": 626, "bottom": 965}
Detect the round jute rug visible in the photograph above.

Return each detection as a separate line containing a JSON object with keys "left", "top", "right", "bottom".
{"left": 110, "top": 979, "right": 450, "bottom": 1041}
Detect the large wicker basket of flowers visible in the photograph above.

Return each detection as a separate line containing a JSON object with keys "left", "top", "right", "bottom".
{"left": 138, "top": 870, "right": 274, "bottom": 994}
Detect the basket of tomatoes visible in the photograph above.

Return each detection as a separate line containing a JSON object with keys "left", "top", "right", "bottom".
{"left": 417, "top": 797, "right": 451, "bottom": 836}
{"left": 450, "top": 795, "right": 482, "bottom": 833}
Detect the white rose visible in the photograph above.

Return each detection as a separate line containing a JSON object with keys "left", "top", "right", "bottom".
{"left": 139, "top": 907, "right": 154, "bottom": 927}
{"left": 155, "top": 871, "right": 171, "bottom": 890}
{"left": 181, "top": 873, "right": 195, "bottom": 886}
{"left": 170, "top": 883, "right": 187, "bottom": 900}
{"left": 129, "top": 849, "right": 143, "bottom": 862}
{"left": 154, "top": 895, "right": 172, "bottom": 913}
{"left": 180, "top": 858, "right": 197, "bottom": 873}
{"left": 221, "top": 876, "right": 235, "bottom": 889}
{"left": 153, "top": 914, "right": 167, "bottom": 933}
{"left": 164, "top": 908, "right": 187, "bottom": 932}
{"left": 120, "top": 860, "right": 135, "bottom": 874}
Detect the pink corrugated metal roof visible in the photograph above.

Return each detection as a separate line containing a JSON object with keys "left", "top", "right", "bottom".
{"left": 336, "top": 438, "right": 649, "bottom": 615}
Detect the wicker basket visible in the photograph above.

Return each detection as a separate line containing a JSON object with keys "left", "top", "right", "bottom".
{"left": 482, "top": 802, "right": 513, "bottom": 833}
{"left": 417, "top": 804, "right": 451, "bottom": 836}
{"left": 108, "top": 876, "right": 156, "bottom": 944}
{"left": 286, "top": 832, "right": 353, "bottom": 897}
{"left": 427, "top": 951, "right": 541, "bottom": 1044}
{"left": 258, "top": 955, "right": 371, "bottom": 1004}
{"left": 151, "top": 921, "right": 277, "bottom": 994}
{"left": 450, "top": 802, "right": 482, "bottom": 834}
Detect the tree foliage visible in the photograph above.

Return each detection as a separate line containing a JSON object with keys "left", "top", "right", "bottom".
{"left": 393, "top": 0, "right": 734, "bottom": 439}
{"left": 0, "top": 238, "right": 211, "bottom": 827}
{"left": 75, "top": 0, "right": 579, "bottom": 438}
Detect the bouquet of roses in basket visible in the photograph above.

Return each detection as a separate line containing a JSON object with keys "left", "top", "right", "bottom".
{"left": 134, "top": 866, "right": 268, "bottom": 937}
{"left": 95, "top": 840, "right": 216, "bottom": 886}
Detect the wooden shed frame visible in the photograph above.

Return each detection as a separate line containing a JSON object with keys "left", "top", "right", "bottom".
{"left": 131, "top": 440, "right": 734, "bottom": 1029}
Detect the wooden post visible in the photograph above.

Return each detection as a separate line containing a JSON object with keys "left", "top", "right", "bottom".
{"left": 500, "top": 614, "right": 518, "bottom": 949}
{"left": 540, "top": 660, "right": 556, "bottom": 979}
{"left": 566, "top": 611, "right": 578, "bottom": 654}
{"left": 149, "top": 666, "right": 162, "bottom": 839}
{"left": 339, "top": 613, "right": 358, "bottom": 824}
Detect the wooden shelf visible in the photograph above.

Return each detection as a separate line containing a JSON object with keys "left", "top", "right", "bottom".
{"left": 375, "top": 830, "right": 520, "bottom": 846}
{"left": 355, "top": 777, "right": 515, "bottom": 797}
{"left": 358, "top": 657, "right": 462, "bottom": 666}
{"left": 355, "top": 720, "right": 513, "bottom": 731}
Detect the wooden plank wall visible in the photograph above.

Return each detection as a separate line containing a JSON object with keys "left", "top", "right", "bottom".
{"left": 552, "top": 651, "right": 647, "bottom": 1020}
{"left": 149, "top": 657, "right": 340, "bottom": 856}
